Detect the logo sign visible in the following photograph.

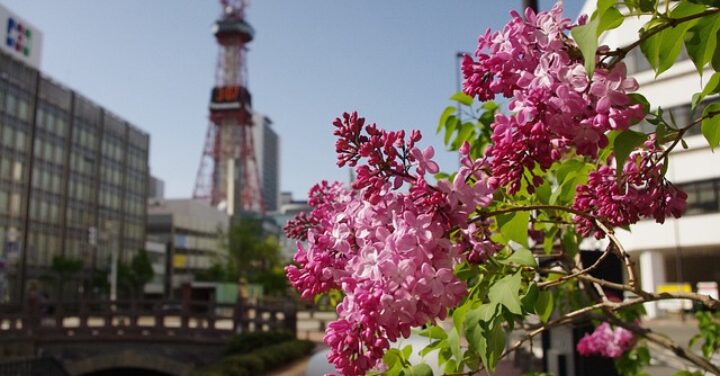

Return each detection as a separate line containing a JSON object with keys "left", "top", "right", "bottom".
{"left": 6, "top": 17, "right": 31, "bottom": 57}
{"left": 0, "top": 4, "right": 43, "bottom": 69}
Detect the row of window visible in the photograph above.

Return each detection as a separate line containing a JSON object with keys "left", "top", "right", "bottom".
{"left": 36, "top": 107, "right": 69, "bottom": 137}
{"left": 33, "top": 136, "right": 66, "bottom": 165}
{"left": 72, "top": 122, "right": 99, "bottom": 151}
{"left": 1, "top": 90, "right": 32, "bottom": 123}
{"left": 1, "top": 124, "right": 28, "bottom": 152}
{"left": 0, "top": 190, "right": 22, "bottom": 216}
{"left": 680, "top": 178, "right": 720, "bottom": 216}
{"left": 29, "top": 198, "right": 62, "bottom": 224}
{"left": 102, "top": 136, "right": 126, "bottom": 162}
{"left": 69, "top": 151, "right": 96, "bottom": 176}
{"left": 31, "top": 166, "right": 64, "bottom": 194}
{"left": 0, "top": 158, "right": 25, "bottom": 183}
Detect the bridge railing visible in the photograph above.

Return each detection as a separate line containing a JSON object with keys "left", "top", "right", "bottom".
{"left": 0, "top": 298, "right": 297, "bottom": 343}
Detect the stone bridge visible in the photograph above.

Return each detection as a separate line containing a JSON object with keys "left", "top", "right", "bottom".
{"left": 0, "top": 299, "right": 297, "bottom": 375}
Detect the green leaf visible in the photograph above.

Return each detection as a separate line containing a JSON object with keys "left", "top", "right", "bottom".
{"left": 521, "top": 283, "right": 539, "bottom": 313}
{"left": 640, "top": 2, "right": 705, "bottom": 76}
{"left": 692, "top": 72, "right": 720, "bottom": 110}
{"left": 452, "top": 123, "right": 475, "bottom": 149}
{"left": 612, "top": 130, "right": 648, "bottom": 177}
{"left": 598, "top": 6, "right": 624, "bottom": 35}
{"left": 402, "top": 345, "right": 413, "bottom": 361}
{"left": 535, "top": 180, "right": 551, "bottom": 204}
{"left": 504, "top": 247, "right": 537, "bottom": 267}
{"left": 444, "top": 116, "right": 459, "bottom": 145}
{"left": 543, "top": 227, "right": 558, "bottom": 255}
{"left": 571, "top": 0, "right": 623, "bottom": 78}
{"left": 572, "top": 20, "right": 600, "bottom": 78}
{"left": 419, "top": 325, "right": 448, "bottom": 340}
{"left": 452, "top": 303, "right": 470, "bottom": 334}
{"left": 437, "top": 106, "right": 456, "bottom": 133}
{"left": 684, "top": 13, "right": 720, "bottom": 75}
{"left": 628, "top": 93, "right": 651, "bottom": 114}
{"left": 561, "top": 230, "right": 579, "bottom": 257}
{"left": 701, "top": 102, "right": 720, "bottom": 150}
{"left": 488, "top": 272, "right": 523, "bottom": 315}
{"left": 384, "top": 348, "right": 403, "bottom": 369}
{"left": 535, "top": 290, "right": 554, "bottom": 323}
{"left": 403, "top": 363, "right": 434, "bottom": 376}
{"left": 447, "top": 327, "right": 462, "bottom": 364}
{"left": 713, "top": 28, "right": 720, "bottom": 71}
{"left": 638, "top": 0, "right": 657, "bottom": 12}
{"left": 686, "top": 0, "right": 720, "bottom": 6}
{"left": 419, "top": 340, "right": 443, "bottom": 357}
{"left": 450, "top": 91, "right": 473, "bottom": 106}
{"left": 486, "top": 320, "right": 506, "bottom": 372}
{"left": 496, "top": 211, "right": 530, "bottom": 247}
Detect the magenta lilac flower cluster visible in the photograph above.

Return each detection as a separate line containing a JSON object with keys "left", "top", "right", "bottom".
{"left": 462, "top": 3, "right": 644, "bottom": 194}
{"left": 573, "top": 153, "right": 687, "bottom": 238}
{"left": 285, "top": 112, "right": 496, "bottom": 375}
{"left": 577, "top": 322, "right": 635, "bottom": 358}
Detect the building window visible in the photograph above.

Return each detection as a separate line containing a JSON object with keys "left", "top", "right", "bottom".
{"left": 9, "top": 193, "right": 21, "bottom": 216}
{"left": 680, "top": 179, "right": 720, "bottom": 216}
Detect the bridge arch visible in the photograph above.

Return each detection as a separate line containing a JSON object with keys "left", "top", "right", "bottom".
{"left": 66, "top": 349, "right": 192, "bottom": 376}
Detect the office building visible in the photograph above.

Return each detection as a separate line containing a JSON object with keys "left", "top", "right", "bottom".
{"left": 0, "top": 5, "right": 149, "bottom": 302}
{"left": 252, "top": 113, "right": 280, "bottom": 213}
{"left": 269, "top": 191, "right": 310, "bottom": 260}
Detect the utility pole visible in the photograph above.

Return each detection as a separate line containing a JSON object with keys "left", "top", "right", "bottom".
{"left": 523, "top": 0, "right": 539, "bottom": 12}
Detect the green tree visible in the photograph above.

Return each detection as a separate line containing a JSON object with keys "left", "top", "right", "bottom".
{"left": 46, "top": 255, "right": 83, "bottom": 300}
{"left": 225, "top": 218, "right": 287, "bottom": 295}
{"left": 118, "top": 250, "right": 154, "bottom": 299}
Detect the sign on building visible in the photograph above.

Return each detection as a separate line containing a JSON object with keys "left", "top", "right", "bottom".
{"left": 0, "top": 4, "right": 43, "bottom": 69}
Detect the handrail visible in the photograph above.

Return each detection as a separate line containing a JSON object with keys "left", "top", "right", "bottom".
{"left": 0, "top": 298, "right": 298, "bottom": 343}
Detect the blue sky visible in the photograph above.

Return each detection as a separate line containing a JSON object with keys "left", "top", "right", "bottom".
{"left": 1, "top": 1, "right": 583, "bottom": 200}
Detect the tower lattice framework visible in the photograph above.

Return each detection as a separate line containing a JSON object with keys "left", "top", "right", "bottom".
{"left": 193, "top": 0, "right": 264, "bottom": 215}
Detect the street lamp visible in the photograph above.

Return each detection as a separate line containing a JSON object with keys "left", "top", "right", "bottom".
{"left": 102, "top": 221, "right": 118, "bottom": 303}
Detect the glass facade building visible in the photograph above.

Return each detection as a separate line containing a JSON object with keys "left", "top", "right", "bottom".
{"left": 0, "top": 50, "right": 149, "bottom": 302}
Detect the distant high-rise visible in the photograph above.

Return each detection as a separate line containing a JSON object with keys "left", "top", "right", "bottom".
{"left": 149, "top": 175, "right": 165, "bottom": 201}
{"left": 252, "top": 113, "right": 279, "bottom": 212}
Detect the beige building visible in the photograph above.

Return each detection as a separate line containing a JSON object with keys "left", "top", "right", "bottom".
{"left": 147, "top": 199, "right": 229, "bottom": 294}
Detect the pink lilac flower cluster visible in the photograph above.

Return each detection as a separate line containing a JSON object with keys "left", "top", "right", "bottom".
{"left": 462, "top": 3, "right": 645, "bottom": 194}
{"left": 573, "top": 153, "right": 687, "bottom": 239}
{"left": 285, "top": 181, "right": 354, "bottom": 299}
{"left": 285, "top": 113, "right": 497, "bottom": 375}
{"left": 577, "top": 322, "right": 635, "bottom": 358}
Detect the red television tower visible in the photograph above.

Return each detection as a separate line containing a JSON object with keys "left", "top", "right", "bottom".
{"left": 193, "top": 0, "right": 264, "bottom": 215}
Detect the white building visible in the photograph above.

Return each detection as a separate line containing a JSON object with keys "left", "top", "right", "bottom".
{"left": 147, "top": 199, "right": 229, "bottom": 293}
{"left": 581, "top": 1, "right": 720, "bottom": 318}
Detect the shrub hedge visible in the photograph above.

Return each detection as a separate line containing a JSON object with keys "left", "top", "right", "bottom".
{"left": 194, "top": 339, "right": 315, "bottom": 376}
{"left": 224, "top": 331, "right": 296, "bottom": 356}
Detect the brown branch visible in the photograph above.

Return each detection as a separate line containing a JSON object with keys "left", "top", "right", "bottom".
{"left": 538, "top": 244, "right": 612, "bottom": 289}
{"left": 593, "top": 220, "right": 638, "bottom": 290}
{"left": 656, "top": 110, "right": 720, "bottom": 165}
{"left": 478, "top": 204, "right": 590, "bottom": 221}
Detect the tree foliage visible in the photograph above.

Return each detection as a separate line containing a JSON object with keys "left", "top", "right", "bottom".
{"left": 118, "top": 250, "right": 154, "bottom": 298}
